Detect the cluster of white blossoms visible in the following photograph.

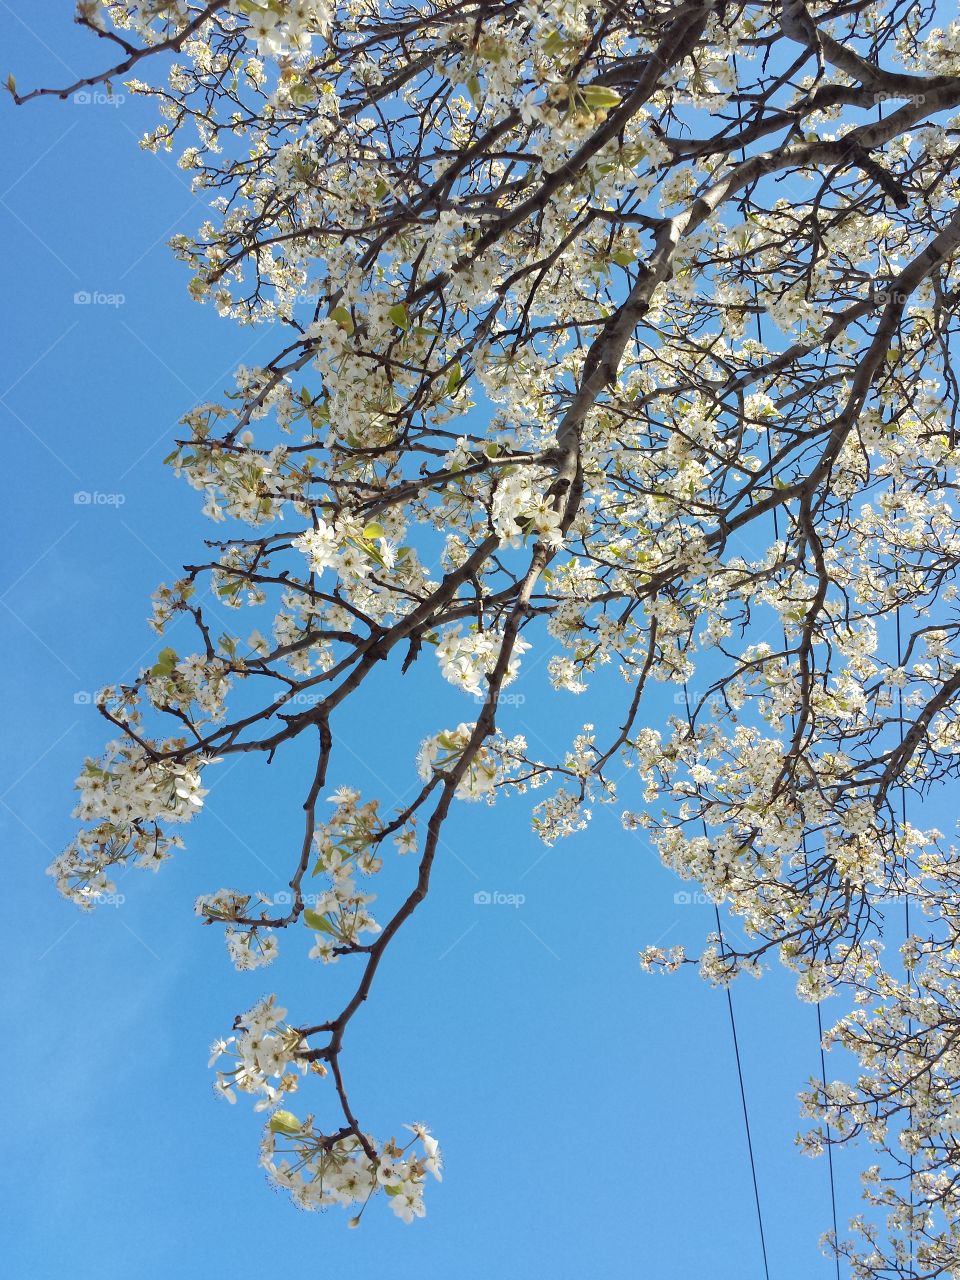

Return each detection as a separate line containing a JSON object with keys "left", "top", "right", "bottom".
{"left": 417, "top": 724, "right": 498, "bottom": 801}
{"left": 195, "top": 888, "right": 280, "bottom": 970}
{"left": 48, "top": 739, "right": 214, "bottom": 907}
{"left": 436, "top": 625, "right": 530, "bottom": 697}
{"left": 306, "top": 787, "right": 388, "bottom": 962}
{"left": 209, "top": 995, "right": 441, "bottom": 1221}
{"left": 145, "top": 649, "right": 231, "bottom": 722}
{"left": 230, "top": 0, "right": 331, "bottom": 60}
{"left": 209, "top": 994, "right": 306, "bottom": 1109}
{"left": 292, "top": 517, "right": 397, "bottom": 585}
{"left": 262, "top": 1120, "right": 441, "bottom": 1223}
{"left": 491, "top": 469, "right": 565, "bottom": 546}
{"left": 71, "top": 739, "right": 210, "bottom": 828}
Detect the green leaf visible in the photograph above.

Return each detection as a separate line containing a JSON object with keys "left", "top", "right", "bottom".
{"left": 388, "top": 303, "right": 409, "bottom": 330}
{"left": 581, "top": 85, "right": 622, "bottom": 110}
{"left": 330, "top": 306, "right": 354, "bottom": 333}
{"left": 268, "top": 1110, "right": 303, "bottom": 1135}
{"left": 150, "top": 647, "right": 178, "bottom": 677}
{"left": 446, "top": 363, "right": 463, "bottom": 393}
{"left": 362, "top": 521, "right": 384, "bottom": 540}
{"left": 383, "top": 1182, "right": 403, "bottom": 1196}
{"left": 303, "top": 908, "right": 337, "bottom": 935}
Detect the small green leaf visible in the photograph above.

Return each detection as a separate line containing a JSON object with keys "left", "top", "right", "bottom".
{"left": 150, "top": 647, "right": 178, "bottom": 677}
{"left": 446, "top": 363, "right": 463, "bottom": 393}
{"left": 268, "top": 1110, "right": 303, "bottom": 1135}
{"left": 304, "top": 908, "right": 336, "bottom": 935}
{"left": 388, "top": 303, "right": 409, "bottom": 330}
{"left": 362, "top": 521, "right": 384, "bottom": 540}
{"left": 330, "top": 306, "right": 354, "bottom": 333}
{"left": 581, "top": 85, "right": 622, "bottom": 110}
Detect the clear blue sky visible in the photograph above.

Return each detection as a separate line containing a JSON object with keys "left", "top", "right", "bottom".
{"left": 1, "top": 6, "right": 872, "bottom": 1277}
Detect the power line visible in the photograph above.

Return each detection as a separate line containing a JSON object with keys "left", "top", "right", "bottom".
{"left": 817, "top": 1002, "right": 842, "bottom": 1280}
{"left": 681, "top": 678, "right": 771, "bottom": 1278}
{"left": 716, "top": 905, "right": 773, "bottom": 1280}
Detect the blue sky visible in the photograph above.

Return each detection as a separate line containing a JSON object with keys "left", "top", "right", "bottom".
{"left": 0, "top": 6, "right": 877, "bottom": 1277}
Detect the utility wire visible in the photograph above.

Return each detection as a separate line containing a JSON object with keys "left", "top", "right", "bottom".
{"left": 681, "top": 679, "right": 771, "bottom": 1280}
{"left": 817, "top": 1002, "right": 842, "bottom": 1280}
{"left": 761, "top": 426, "right": 842, "bottom": 1276}
{"left": 717, "top": 905, "right": 773, "bottom": 1280}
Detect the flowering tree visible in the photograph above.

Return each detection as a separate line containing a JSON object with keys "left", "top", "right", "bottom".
{"left": 15, "top": 0, "right": 960, "bottom": 1267}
